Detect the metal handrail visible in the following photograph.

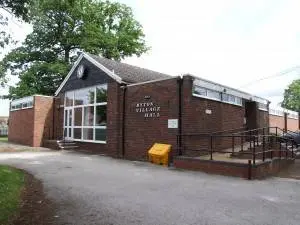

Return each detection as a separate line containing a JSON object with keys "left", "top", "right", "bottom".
{"left": 177, "top": 126, "right": 297, "bottom": 164}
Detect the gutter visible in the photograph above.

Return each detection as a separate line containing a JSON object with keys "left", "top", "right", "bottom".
{"left": 177, "top": 76, "right": 183, "bottom": 155}
{"left": 121, "top": 84, "right": 127, "bottom": 158}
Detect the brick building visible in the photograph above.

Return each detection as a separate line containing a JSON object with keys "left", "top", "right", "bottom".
{"left": 9, "top": 52, "right": 280, "bottom": 160}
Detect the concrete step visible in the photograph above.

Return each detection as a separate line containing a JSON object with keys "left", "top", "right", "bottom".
{"left": 58, "top": 142, "right": 77, "bottom": 146}
{"left": 60, "top": 145, "right": 79, "bottom": 149}
{"left": 57, "top": 140, "right": 76, "bottom": 144}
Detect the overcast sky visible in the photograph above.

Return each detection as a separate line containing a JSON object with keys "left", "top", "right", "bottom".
{"left": 1, "top": 0, "right": 300, "bottom": 116}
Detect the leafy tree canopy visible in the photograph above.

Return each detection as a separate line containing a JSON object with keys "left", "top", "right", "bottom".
{"left": 0, "top": 0, "right": 32, "bottom": 21}
{"left": 281, "top": 79, "right": 300, "bottom": 112}
{"left": 1, "top": 0, "right": 148, "bottom": 99}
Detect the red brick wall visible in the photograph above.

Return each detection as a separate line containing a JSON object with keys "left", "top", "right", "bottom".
{"left": 8, "top": 96, "right": 54, "bottom": 147}
{"left": 287, "top": 118, "right": 299, "bottom": 131}
{"left": 174, "top": 157, "right": 250, "bottom": 178}
{"left": 269, "top": 114, "right": 284, "bottom": 131}
{"left": 124, "top": 78, "right": 179, "bottom": 160}
{"left": 8, "top": 108, "right": 34, "bottom": 146}
{"left": 269, "top": 114, "right": 299, "bottom": 131}
{"left": 33, "top": 96, "right": 54, "bottom": 147}
{"left": 181, "top": 76, "right": 246, "bottom": 155}
{"left": 174, "top": 157, "right": 294, "bottom": 179}
{"left": 53, "top": 96, "right": 64, "bottom": 140}
{"left": 106, "top": 82, "right": 122, "bottom": 157}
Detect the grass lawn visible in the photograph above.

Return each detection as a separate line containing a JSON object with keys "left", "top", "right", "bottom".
{"left": 0, "top": 165, "right": 24, "bottom": 224}
{"left": 0, "top": 137, "right": 8, "bottom": 142}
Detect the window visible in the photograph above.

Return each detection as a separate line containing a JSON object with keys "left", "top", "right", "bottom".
{"left": 193, "top": 85, "right": 243, "bottom": 106}
{"left": 64, "top": 84, "right": 107, "bottom": 143}
{"left": 74, "top": 87, "right": 94, "bottom": 105}
{"left": 193, "top": 86, "right": 207, "bottom": 96}
{"left": 269, "top": 109, "right": 284, "bottom": 116}
{"left": 65, "top": 91, "right": 74, "bottom": 106}
{"left": 193, "top": 85, "right": 221, "bottom": 101}
{"left": 10, "top": 96, "right": 34, "bottom": 111}
{"left": 258, "top": 103, "right": 268, "bottom": 111}
{"left": 222, "top": 93, "right": 242, "bottom": 106}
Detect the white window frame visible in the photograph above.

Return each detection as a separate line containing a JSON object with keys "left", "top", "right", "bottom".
{"left": 10, "top": 96, "right": 34, "bottom": 111}
{"left": 193, "top": 86, "right": 222, "bottom": 101}
{"left": 222, "top": 93, "right": 242, "bottom": 106}
{"left": 192, "top": 85, "right": 242, "bottom": 106}
{"left": 64, "top": 84, "right": 107, "bottom": 144}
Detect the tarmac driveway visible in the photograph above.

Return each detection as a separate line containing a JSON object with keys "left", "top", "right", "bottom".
{"left": 1, "top": 150, "right": 300, "bottom": 225}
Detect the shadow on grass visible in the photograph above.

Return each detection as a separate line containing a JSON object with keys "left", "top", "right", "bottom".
{"left": 0, "top": 165, "right": 24, "bottom": 225}
{"left": 0, "top": 137, "right": 8, "bottom": 142}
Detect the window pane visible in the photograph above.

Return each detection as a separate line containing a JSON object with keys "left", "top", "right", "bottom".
{"left": 83, "top": 128, "right": 93, "bottom": 140}
{"left": 84, "top": 106, "right": 94, "bottom": 126}
{"left": 95, "top": 129, "right": 106, "bottom": 141}
{"left": 64, "top": 128, "right": 67, "bottom": 137}
{"left": 22, "top": 102, "right": 28, "bottom": 108}
{"left": 74, "top": 108, "right": 82, "bottom": 126}
{"left": 207, "top": 89, "right": 221, "bottom": 100}
{"left": 193, "top": 86, "right": 206, "bottom": 96}
{"left": 64, "top": 111, "right": 68, "bottom": 126}
{"left": 222, "top": 93, "right": 229, "bottom": 102}
{"left": 65, "top": 92, "right": 73, "bottom": 106}
{"left": 74, "top": 128, "right": 81, "bottom": 139}
{"left": 236, "top": 97, "right": 242, "bottom": 105}
{"left": 95, "top": 105, "right": 107, "bottom": 126}
{"left": 74, "top": 88, "right": 95, "bottom": 105}
{"left": 68, "top": 110, "right": 72, "bottom": 126}
{"left": 96, "top": 85, "right": 107, "bottom": 103}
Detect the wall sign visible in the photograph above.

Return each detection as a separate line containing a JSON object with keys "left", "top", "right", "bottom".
{"left": 168, "top": 119, "right": 178, "bottom": 128}
{"left": 205, "top": 109, "right": 212, "bottom": 115}
{"left": 136, "top": 102, "right": 160, "bottom": 118}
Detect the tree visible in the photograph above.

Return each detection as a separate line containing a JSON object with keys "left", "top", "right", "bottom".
{"left": 281, "top": 79, "right": 300, "bottom": 112}
{"left": 0, "top": 0, "right": 32, "bottom": 86}
{"left": 1, "top": 0, "right": 148, "bottom": 99}
{"left": 0, "top": 0, "right": 31, "bottom": 20}
{"left": 0, "top": 0, "right": 32, "bottom": 51}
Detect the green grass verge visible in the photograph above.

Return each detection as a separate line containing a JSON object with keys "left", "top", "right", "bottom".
{"left": 0, "top": 165, "right": 24, "bottom": 224}
{"left": 0, "top": 137, "right": 8, "bottom": 142}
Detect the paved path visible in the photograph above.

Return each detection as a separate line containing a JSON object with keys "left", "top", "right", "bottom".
{"left": 1, "top": 150, "right": 300, "bottom": 225}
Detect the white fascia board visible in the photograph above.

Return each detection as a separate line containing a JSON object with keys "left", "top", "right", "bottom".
{"left": 193, "top": 77, "right": 269, "bottom": 104}
{"left": 54, "top": 52, "right": 124, "bottom": 96}
{"left": 54, "top": 54, "right": 84, "bottom": 96}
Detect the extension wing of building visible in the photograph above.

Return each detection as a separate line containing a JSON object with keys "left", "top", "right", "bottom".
{"left": 8, "top": 52, "right": 300, "bottom": 160}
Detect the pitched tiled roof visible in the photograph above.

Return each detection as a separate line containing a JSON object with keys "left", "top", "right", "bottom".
{"left": 87, "top": 54, "right": 172, "bottom": 83}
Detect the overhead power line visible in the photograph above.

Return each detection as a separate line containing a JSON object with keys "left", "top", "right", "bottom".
{"left": 239, "top": 66, "right": 300, "bottom": 88}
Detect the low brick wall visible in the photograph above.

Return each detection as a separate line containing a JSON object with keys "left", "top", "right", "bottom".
{"left": 252, "top": 158, "right": 294, "bottom": 179}
{"left": 173, "top": 156, "right": 294, "bottom": 179}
